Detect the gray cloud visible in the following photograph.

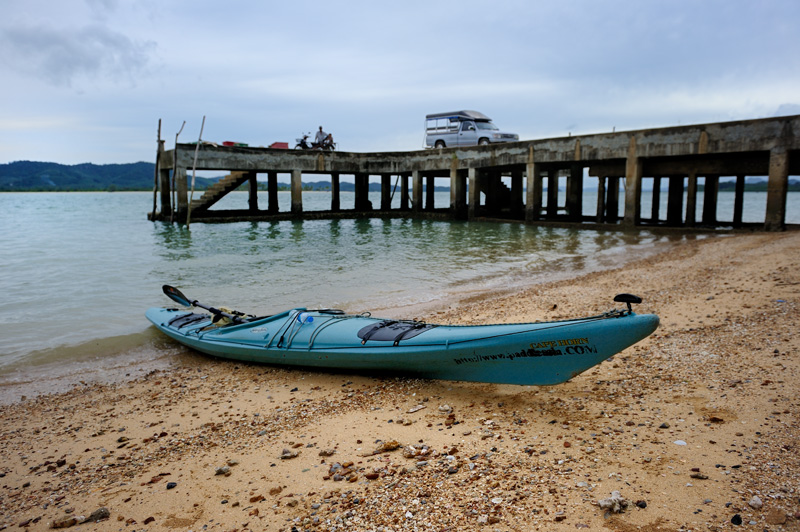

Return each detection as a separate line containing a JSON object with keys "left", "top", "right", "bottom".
{"left": 0, "top": 24, "right": 154, "bottom": 87}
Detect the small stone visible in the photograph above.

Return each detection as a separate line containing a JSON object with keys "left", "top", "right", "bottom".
{"left": 85, "top": 508, "right": 110, "bottom": 523}
{"left": 635, "top": 500, "right": 647, "bottom": 509}
{"left": 731, "top": 514, "right": 742, "bottom": 526}
{"left": 597, "top": 491, "right": 631, "bottom": 513}
{"left": 215, "top": 466, "right": 231, "bottom": 476}
{"left": 748, "top": 496, "right": 763, "bottom": 509}
{"left": 166, "top": 482, "right": 177, "bottom": 489}
{"left": 318, "top": 449, "right": 336, "bottom": 457}
{"left": 143, "top": 517, "right": 155, "bottom": 524}
{"left": 673, "top": 440, "right": 687, "bottom": 446}
{"left": 280, "top": 449, "right": 300, "bottom": 459}
{"left": 659, "top": 422, "right": 670, "bottom": 429}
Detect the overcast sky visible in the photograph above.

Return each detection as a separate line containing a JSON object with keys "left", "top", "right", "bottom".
{"left": 1, "top": 0, "right": 798, "bottom": 165}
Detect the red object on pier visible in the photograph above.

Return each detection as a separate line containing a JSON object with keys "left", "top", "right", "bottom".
{"left": 270, "top": 142, "right": 289, "bottom": 149}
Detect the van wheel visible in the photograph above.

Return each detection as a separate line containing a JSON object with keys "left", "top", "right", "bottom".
{"left": 478, "top": 138, "right": 490, "bottom": 145}
{"left": 435, "top": 140, "right": 446, "bottom": 148}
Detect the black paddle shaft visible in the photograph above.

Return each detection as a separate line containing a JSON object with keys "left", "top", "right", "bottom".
{"left": 162, "top": 285, "right": 246, "bottom": 324}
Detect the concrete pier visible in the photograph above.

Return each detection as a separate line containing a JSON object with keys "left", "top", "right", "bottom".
{"left": 151, "top": 115, "right": 800, "bottom": 231}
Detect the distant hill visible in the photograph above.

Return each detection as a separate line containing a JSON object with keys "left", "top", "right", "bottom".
{"left": 0, "top": 161, "right": 450, "bottom": 192}
{"left": 2, "top": 161, "right": 797, "bottom": 193}
{"left": 0, "top": 161, "right": 165, "bottom": 191}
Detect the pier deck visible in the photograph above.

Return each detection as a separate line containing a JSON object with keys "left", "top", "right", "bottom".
{"left": 151, "top": 115, "right": 800, "bottom": 231}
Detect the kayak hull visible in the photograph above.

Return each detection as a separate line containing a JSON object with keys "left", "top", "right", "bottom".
{"left": 146, "top": 307, "right": 658, "bottom": 386}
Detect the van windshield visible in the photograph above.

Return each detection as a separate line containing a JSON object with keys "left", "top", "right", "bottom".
{"left": 475, "top": 122, "right": 499, "bottom": 131}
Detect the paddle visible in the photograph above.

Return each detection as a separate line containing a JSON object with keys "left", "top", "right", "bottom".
{"left": 162, "top": 285, "right": 247, "bottom": 324}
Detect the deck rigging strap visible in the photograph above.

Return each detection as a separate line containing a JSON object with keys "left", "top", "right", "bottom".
{"left": 357, "top": 320, "right": 437, "bottom": 345}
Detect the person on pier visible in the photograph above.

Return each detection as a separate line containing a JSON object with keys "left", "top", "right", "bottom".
{"left": 315, "top": 126, "right": 334, "bottom": 149}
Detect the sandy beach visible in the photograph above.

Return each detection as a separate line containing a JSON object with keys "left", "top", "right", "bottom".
{"left": 1, "top": 231, "right": 799, "bottom": 532}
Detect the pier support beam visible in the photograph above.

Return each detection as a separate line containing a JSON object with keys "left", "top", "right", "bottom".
{"left": 355, "top": 173, "right": 371, "bottom": 211}
{"left": 702, "top": 174, "right": 719, "bottom": 225}
{"left": 176, "top": 168, "right": 188, "bottom": 223}
{"left": 291, "top": 169, "right": 302, "bottom": 214}
{"left": 651, "top": 176, "right": 661, "bottom": 222}
{"left": 331, "top": 173, "right": 340, "bottom": 212}
{"left": 596, "top": 177, "right": 606, "bottom": 223}
{"left": 267, "top": 171, "right": 279, "bottom": 213}
{"left": 546, "top": 172, "right": 559, "bottom": 218}
{"left": 566, "top": 164, "right": 583, "bottom": 222}
{"left": 525, "top": 152, "right": 542, "bottom": 222}
{"left": 425, "top": 175, "right": 435, "bottom": 211}
{"left": 733, "top": 174, "right": 745, "bottom": 227}
{"left": 510, "top": 169, "right": 523, "bottom": 219}
{"left": 412, "top": 171, "right": 422, "bottom": 212}
{"left": 468, "top": 168, "right": 482, "bottom": 220}
{"left": 606, "top": 177, "right": 620, "bottom": 223}
{"left": 623, "top": 137, "right": 643, "bottom": 227}
{"left": 158, "top": 167, "right": 171, "bottom": 219}
{"left": 451, "top": 165, "right": 467, "bottom": 220}
{"left": 247, "top": 171, "right": 258, "bottom": 212}
{"left": 667, "top": 176, "right": 684, "bottom": 226}
{"left": 685, "top": 171, "right": 698, "bottom": 227}
{"left": 381, "top": 174, "right": 392, "bottom": 210}
{"left": 400, "top": 174, "right": 410, "bottom": 211}
{"left": 765, "top": 148, "right": 789, "bottom": 231}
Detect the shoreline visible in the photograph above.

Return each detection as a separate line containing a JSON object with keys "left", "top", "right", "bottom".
{"left": 1, "top": 231, "right": 799, "bottom": 531}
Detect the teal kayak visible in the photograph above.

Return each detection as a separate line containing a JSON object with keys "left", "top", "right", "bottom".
{"left": 146, "top": 286, "right": 658, "bottom": 386}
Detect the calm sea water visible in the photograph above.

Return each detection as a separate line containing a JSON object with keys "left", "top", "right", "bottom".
{"left": 0, "top": 189, "right": 795, "bottom": 402}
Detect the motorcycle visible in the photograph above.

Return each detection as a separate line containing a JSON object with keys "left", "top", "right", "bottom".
{"left": 295, "top": 133, "right": 336, "bottom": 151}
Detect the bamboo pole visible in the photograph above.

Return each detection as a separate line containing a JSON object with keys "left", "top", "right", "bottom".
{"left": 186, "top": 116, "right": 206, "bottom": 228}
{"left": 151, "top": 119, "right": 161, "bottom": 220}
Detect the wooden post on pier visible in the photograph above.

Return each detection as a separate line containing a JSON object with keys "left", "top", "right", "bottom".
{"left": 331, "top": 173, "right": 341, "bottom": 212}
{"left": 291, "top": 169, "right": 303, "bottom": 213}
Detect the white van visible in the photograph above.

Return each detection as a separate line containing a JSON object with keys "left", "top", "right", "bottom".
{"left": 425, "top": 110, "right": 519, "bottom": 148}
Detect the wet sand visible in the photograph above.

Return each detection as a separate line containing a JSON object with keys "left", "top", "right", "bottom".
{"left": 1, "top": 231, "right": 799, "bottom": 531}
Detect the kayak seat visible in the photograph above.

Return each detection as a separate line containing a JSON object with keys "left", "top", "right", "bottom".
{"left": 358, "top": 320, "right": 437, "bottom": 345}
